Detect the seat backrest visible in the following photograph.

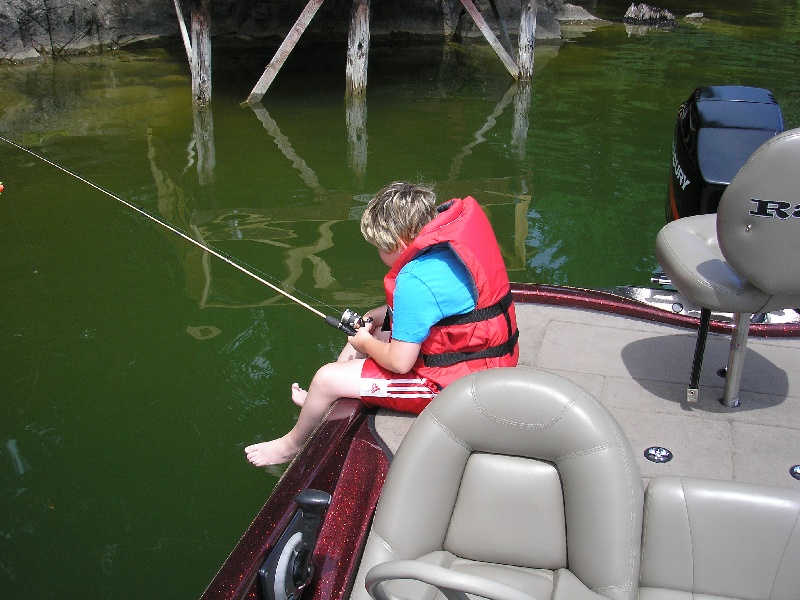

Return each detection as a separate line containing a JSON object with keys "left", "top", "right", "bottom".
{"left": 717, "top": 127, "right": 800, "bottom": 296}
{"left": 351, "top": 367, "right": 643, "bottom": 600}
{"left": 640, "top": 475, "right": 800, "bottom": 600}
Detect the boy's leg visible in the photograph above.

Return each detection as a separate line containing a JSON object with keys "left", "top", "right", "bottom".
{"left": 292, "top": 306, "right": 391, "bottom": 405}
{"left": 245, "top": 358, "right": 365, "bottom": 466}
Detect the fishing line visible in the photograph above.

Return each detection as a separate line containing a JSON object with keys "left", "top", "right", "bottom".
{"left": 0, "top": 134, "right": 364, "bottom": 334}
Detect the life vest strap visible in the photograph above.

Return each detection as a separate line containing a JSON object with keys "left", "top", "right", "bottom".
{"left": 423, "top": 288, "right": 517, "bottom": 368}
{"left": 434, "top": 289, "right": 514, "bottom": 327}
{"left": 422, "top": 329, "right": 519, "bottom": 368}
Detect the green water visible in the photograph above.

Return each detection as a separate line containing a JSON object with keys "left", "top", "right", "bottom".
{"left": 1, "top": 2, "right": 799, "bottom": 597}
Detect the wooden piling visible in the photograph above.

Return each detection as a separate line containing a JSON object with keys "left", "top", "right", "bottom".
{"left": 190, "top": 0, "right": 212, "bottom": 105}
{"left": 246, "top": 0, "right": 327, "bottom": 105}
{"left": 346, "top": 0, "right": 370, "bottom": 96}
{"left": 517, "top": 0, "right": 536, "bottom": 80}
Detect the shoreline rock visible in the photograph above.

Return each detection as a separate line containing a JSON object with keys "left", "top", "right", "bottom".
{"left": 0, "top": 0, "right": 599, "bottom": 63}
{"left": 623, "top": 3, "right": 677, "bottom": 27}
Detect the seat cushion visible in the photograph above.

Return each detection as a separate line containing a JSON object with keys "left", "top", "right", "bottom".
{"left": 640, "top": 476, "right": 800, "bottom": 600}
{"left": 655, "top": 215, "right": 770, "bottom": 313}
{"left": 444, "top": 453, "right": 567, "bottom": 569}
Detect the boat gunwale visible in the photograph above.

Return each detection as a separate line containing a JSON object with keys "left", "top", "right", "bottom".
{"left": 512, "top": 282, "right": 800, "bottom": 338}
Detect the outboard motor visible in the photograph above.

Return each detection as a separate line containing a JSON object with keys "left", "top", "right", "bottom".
{"left": 667, "top": 85, "right": 784, "bottom": 221}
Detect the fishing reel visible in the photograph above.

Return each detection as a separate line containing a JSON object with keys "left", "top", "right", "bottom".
{"left": 325, "top": 309, "right": 369, "bottom": 336}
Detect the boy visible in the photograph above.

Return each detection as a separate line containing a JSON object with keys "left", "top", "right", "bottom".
{"left": 246, "top": 181, "right": 518, "bottom": 466}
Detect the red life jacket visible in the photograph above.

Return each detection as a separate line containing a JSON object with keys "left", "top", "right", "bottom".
{"left": 384, "top": 197, "right": 519, "bottom": 389}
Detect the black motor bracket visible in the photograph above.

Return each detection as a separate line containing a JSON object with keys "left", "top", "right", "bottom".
{"left": 260, "top": 489, "right": 332, "bottom": 600}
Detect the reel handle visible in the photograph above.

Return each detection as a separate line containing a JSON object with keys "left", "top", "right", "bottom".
{"left": 325, "top": 309, "right": 368, "bottom": 336}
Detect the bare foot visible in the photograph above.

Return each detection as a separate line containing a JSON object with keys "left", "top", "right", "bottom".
{"left": 245, "top": 436, "right": 301, "bottom": 466}
{"left": 291, "top": 382, "right": 308, "bottom": 407}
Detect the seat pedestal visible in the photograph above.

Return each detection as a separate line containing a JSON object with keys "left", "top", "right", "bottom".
{"left": 722, "top": 312, "right": 751, "bottom": 408}
{"left": 686, "top": 310, "right": 749, "bottom": 408}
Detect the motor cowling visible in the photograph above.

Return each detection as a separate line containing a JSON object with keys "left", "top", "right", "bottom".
{"left": 667, "top": 85, "right": 784, "bottom": 221}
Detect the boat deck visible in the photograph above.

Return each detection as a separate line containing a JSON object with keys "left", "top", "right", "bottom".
{"left": 376, "top": 301, "right": 800, "bottom": 490}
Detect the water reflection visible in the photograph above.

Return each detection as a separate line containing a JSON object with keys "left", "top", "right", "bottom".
{"left": 449, "top": 83, "right": 517, "bottom": 179}
{"left": 512, "top": 82, "right": 532, "bottom": 159}
{"left": 147, "top": 121, "right": 346, "bottom": 310}
{"left": 249, "top": 104, "right": 327, "bottom": 197}
{"left": 346, "top": 94, "right": 368, "bottom": 186}
{"left": 190, "top": 104, "right": 216, "bottom": 184}
{"left": 6, "top": 439, "right": 31, "bottom": 476}
{"left": 140, "top": 74, "right": 535, "bottom": 311}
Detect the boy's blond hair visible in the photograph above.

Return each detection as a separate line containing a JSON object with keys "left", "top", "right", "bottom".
{"left": 360, "top": 181, "right": 438, "bottom": 252}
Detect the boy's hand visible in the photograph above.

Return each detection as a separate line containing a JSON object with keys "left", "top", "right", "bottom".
{"left": 348, "top": 317, "right": 374, "bottom": 354}
{"left": 348, "top": 316, "right": 420, "bottom": 374}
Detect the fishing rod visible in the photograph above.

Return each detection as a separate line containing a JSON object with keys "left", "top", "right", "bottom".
{"left": 0, "top": 135, "right": 365, "bottom": 335}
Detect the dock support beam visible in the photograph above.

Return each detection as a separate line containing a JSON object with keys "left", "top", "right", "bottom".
{"left": 242, "top": 0, "right": 535, "bottom": 101}
{"left": 245, "top": 0, "right": 326, "bottom": 105}
{"left": 458, "top": 0, "right": 519, "bottom": 79}
{"left": 174, "top": 0, "right": 192, "bottom": 61}
{"left": 346, "top": 0, "right": 370, "bottom": 96}
{"left": 487, "top": 0, "right": 514, "bottom": 57}
{"left": 517, "top": 0, "right": 536, "bottom": 80}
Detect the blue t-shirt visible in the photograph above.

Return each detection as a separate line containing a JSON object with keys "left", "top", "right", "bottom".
{"left": 391, "top": 246, "right": 477, "bottom": 344}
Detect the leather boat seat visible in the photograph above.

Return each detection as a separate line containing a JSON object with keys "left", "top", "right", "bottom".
{"left": 656, "top": 127, "right": 800, "bottom": 406}
{"left": 349, "top": 366, "right": 644, "bottom": 600}
{"left": 639, "top": 475, "right": 800, "bottom": 600}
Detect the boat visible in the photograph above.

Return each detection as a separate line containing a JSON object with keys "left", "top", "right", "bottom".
{"left": 201, "top": 90, "right": 800, "bottom": 600}
{"left": 200, "top": 282, "right": 800, "bottom": 600}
